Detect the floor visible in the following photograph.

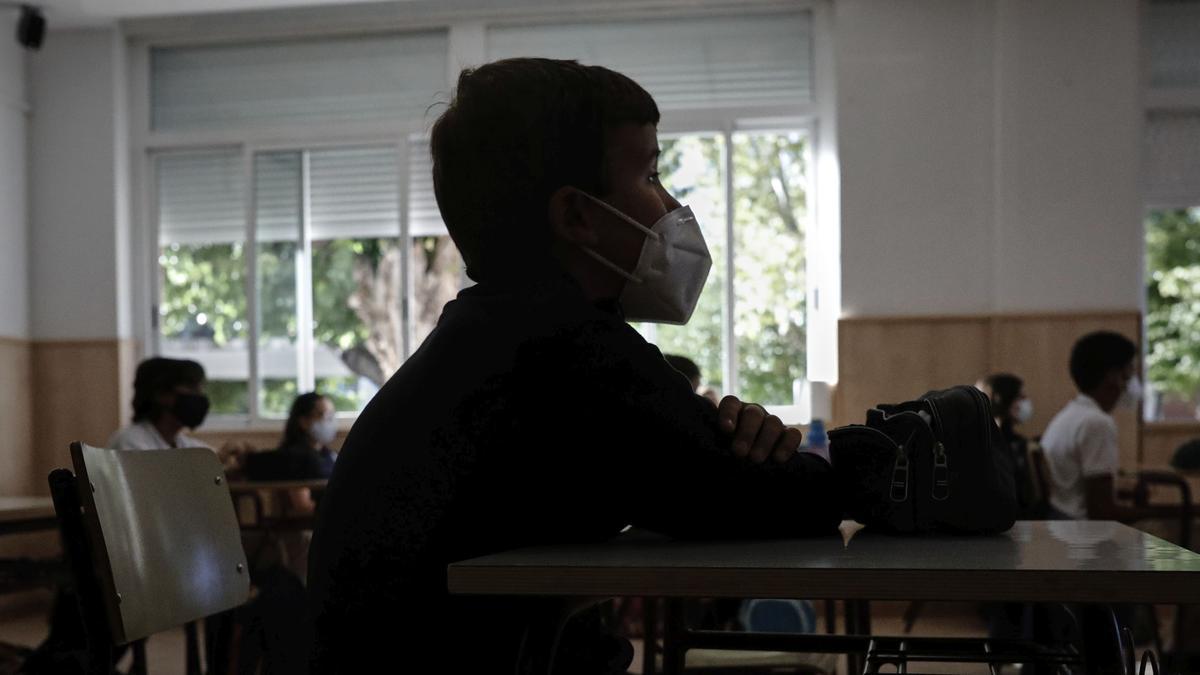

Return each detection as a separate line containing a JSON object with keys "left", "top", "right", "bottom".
{"left": 0, "top": 594, "right": 1008, "bottom": 675}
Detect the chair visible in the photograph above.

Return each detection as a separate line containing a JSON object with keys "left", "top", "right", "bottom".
{"left": 48, "top": 442, "right": 251, "bottom": 675}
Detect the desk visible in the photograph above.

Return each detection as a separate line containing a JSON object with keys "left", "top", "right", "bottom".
{"left": 0, "top": 497, "right": 56, "bottom": 536}
{"left": 449, "top": 521, "right": 1200, "bottom": 674}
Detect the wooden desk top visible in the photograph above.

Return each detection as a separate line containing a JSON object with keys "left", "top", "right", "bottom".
{"left": 448, "top": 521, "right": 1200, "bottom": 604}
{"left": 0, "top": 497, "right": 57, "bottom": 535}
{"left": 0, "top": 497, "right": 54, "bottom": 524}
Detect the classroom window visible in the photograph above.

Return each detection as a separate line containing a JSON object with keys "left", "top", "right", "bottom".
{"left": 155, "top": 142, "right": 464, "bottom": 419}
{"left": 636, "top": 130, "right": 810, "bottom": 407}
{"left": 1144, "top": 208, "right": 1200, "bottom": 421}
{"left": 142, "top": 10, "right": 833, "bottom": 422}
{"left": 1142, "top": 2, "right": 1200, "bottom": 421}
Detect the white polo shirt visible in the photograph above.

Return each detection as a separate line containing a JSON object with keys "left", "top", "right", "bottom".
{"left": 106, "top": 420, "right": 208, "bottom": 451}
{"left": 1040, "top": 394, "right": 1119, "bottom": 519}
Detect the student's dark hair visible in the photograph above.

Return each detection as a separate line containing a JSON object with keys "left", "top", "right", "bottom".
{"left": 131, "top": 357, "right": 206, "bottom": 422}
{"left": 281, "top": 392, "right": 328, "bottom": 449}
{"left": 430, "top": 58, "right": 660, "bottom": 283}
{"left": 664, "top": 354, "right": 702, "bottom": 384}
{"left": 983, "top": 373, "right": 1023, "bottom": 419}
{"left": 1069, "top": 331, "right": 1136, "bottom": 392}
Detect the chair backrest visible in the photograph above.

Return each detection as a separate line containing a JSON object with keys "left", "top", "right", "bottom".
{"left": 67, "top": 441, "right": 250, "bottom": 645}
{"left": 1028, "top": 441, "right": 1052, "bottom": 515}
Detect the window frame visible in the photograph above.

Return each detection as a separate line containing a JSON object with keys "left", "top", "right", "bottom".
{"left": 129, "top": 0, "right": 838, "bottom": 429}
{"left": 1140, "top": 0, "right": 1200, "bottom": 423}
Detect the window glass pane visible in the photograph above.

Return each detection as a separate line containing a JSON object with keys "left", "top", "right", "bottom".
{"left": 151, "top": 31, "right": 449, "bottom": 131}
{"left": 409, "top": 235, "right": 466, "bottom": 349}
{"left": 732, "top": 131, "right": 808, "bottom": 406}
{"left": 1145, "top": 207, "right": 1200, "bottom": 421}
{"left": 310, "top": 146, "right": 403, "bottom": 413}
{"left": 254, "top": 151, "right": 302, "bottom": 417}
{"left": 156, "top": 151, "right": 249, "bottom": 415}
{"left": 637, "top": 134, "right": 727, "bottom": 396}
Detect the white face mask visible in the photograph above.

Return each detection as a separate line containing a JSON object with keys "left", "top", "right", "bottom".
{"left": 310, "top": 416, "right": 338, "bottom": 446}
{"left": 1014, "top": 398, "right": 1034, "bottom": 424}
{"left": 576, "top": 193, "right": 712, "bottom": 325}
{"left": 1117, "top": 376, "right": 1142, "bottom": 410}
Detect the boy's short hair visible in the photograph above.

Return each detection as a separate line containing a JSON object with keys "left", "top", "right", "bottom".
{"left": 132, "top": 357, "right": 206, "bottom": 422}
{"left": 983, "top": 372, "right": 1023, "bottom": 414}
{"left": 430, "top": 58, "right": 660, "bottom": 282}
{"left": 1069, "top": 331, "right": 1136, "bottom": 392}
{"left": 664, "top": 354, "right": 702, "bottom": 384}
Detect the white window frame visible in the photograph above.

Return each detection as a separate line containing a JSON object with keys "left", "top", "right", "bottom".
{"left": 128, "top": 0, "right": 838, "bottom": 429}
{"left": 1140, "top": 0, "right": 1200, "bottom": 422}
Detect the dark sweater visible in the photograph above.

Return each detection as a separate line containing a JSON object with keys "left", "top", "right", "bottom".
{"left": 306, "top": 273, "right": 841, "bottom": 673}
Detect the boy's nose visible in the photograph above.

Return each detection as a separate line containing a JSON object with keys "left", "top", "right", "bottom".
{"left": 659, "top": 184, "right": 682, "bottom": 211}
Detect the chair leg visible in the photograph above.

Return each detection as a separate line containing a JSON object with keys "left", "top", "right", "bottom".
{"left": 185, "top": 621, "right": 202, "bottom": 675}
{"left": 128, "top": 639, "right": 148, "bottom": 675}
{"left": 661, "top": 599, "right": 686, "bottom": 675}
{"left": 643, "top": 598, "right": 658, "bottom": 675}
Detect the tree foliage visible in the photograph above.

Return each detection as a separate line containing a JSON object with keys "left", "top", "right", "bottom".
{"left": 1145, "top": 208, "right": 1200, "bottom": 399}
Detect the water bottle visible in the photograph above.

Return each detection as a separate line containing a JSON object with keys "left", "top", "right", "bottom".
{"left": 807, "top": 418, "right": 829, "bottom": 462}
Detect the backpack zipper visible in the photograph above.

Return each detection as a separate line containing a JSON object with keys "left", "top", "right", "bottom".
{"left": 931, "top": 441, "right": 950, "bottom": 501}
{"left": 890, "top": 444, "right": 909, "bottom": 503}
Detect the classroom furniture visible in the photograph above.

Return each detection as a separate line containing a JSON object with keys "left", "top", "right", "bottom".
{"left": 448, "top": 520, "right": 1200, "bottom": 675}
{"left": 49, "top": 442, "right": 250, "bottom": 675}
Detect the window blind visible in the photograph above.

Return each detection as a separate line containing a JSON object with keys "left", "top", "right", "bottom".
{"left": 151, "top": 31, "right": 449, "bottom": 132}
{"left": 310, "top": 146, "right": 401, "bottom": 240}
{"left": 408, "top": 138, "right": 446, "bottom": 237}
{"left": 1144, "top": 111, "right": 1200, "bottom": 207}
{"left": 486, "top": 12, "right": 813, "bottom": 111}
{"left": 1146, "top": 2, "right": 1200, "bottom": 90}
{"left": 157, "top": 151, "right": 244, "bottom": 245}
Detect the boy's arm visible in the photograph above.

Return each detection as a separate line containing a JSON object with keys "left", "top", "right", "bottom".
{"left": 571, "top": 321, "right": 842, "bottom": 540}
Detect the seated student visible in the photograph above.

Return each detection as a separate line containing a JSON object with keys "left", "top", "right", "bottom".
{"left": 107, "top": 357, "right": 210, "bottom": 450}
{"left": 977, "top": 373, "right": 1038, "bottom": 517}
{"left": 245, "top": 392, "right": 338, "bottom": 516}
{"left": 1042, "top": 331, "right": 1174, "bottom": 522}
{"left": 664, "top": 353, "right": 720, "bottom": 406}
{"left": 22, "top": 358, "right": 213, "bottom": 675}
{"left": 307, "top": 58, "right": 840, "bottom": 675}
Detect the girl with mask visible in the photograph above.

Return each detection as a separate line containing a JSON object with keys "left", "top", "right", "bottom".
{"left": 243, "top": 392, "right": 338, "bottom": 514}
{"left": 277, "top": 392, "right": 339, "bottom": 479}
{"left": 107, "top": 357, "right": 210, "bottom": 451}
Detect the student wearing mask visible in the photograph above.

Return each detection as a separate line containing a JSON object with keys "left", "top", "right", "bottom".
{"left": 1042, "top": 331, "right": 1174, "bottom": 522}
{"left": 307, "top": 59, "right": 840, "bottom": 675}
{"left": 977, "top": 373, "right": 1037, "bottom": 517}
{"left": 107, "top": 357, "right": 210, "bottom": 450}
{"left": 244, "top": 392, "right": 338, "bottom": 518}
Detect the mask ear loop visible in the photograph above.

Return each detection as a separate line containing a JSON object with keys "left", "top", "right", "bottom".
{"left": 572, "top": 189, "right": 663, "bottom": 285}
{"left": 581, "top": 247, "right": 643, "bottom": 284}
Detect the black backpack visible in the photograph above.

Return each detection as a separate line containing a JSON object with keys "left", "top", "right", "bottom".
{"left": 829, "top": 385, "right": 1017, "bottom": 534}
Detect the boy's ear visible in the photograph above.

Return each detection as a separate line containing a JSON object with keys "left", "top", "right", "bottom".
{"left": 547, "top": 186, "right": 600, "bottom": 247}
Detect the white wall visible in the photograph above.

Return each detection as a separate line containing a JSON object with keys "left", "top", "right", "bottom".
{"left": 0, "top": 15, "right": 29, "bottom": 339}
{"left": 837, "top": 0, "right": 1142, "bottom": 317}
{"left": 28, "top": 28, "right": 132, "bottom": 340}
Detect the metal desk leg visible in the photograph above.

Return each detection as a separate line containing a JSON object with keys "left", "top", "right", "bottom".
{"left": 185, "top": 620, "right": 202, "bottom": 675}
{"left": 643, "top": 598, "right": 659, "bottom": 675}
{"left": 662, "top": 599, "right": 687, "bottom": 675}
{"left": 845, "top": 601, "right": 862, "bottom": 675}
{"left": 1080, "top": 604, "right": 1130, "bottom": 675}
